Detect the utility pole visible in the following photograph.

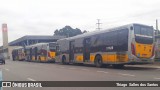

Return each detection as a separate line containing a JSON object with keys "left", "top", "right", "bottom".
{"left": 96, "top": 19, "right": 102, "bottom": 30}
{"left": 156, "top": 19, "right": 159, "bottom": 36}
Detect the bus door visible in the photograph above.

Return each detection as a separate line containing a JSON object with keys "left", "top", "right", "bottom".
{"left": 69, "top": 41, "right": 75, "bottom": 62}
{"left": 83, "top": 38, "right": 91, "bottom": 62}
{"left": 29, "top": 48, "right": 32, "bottom": 61}
{"left": 35, "top": 47, "right": 38, "bottom": 60}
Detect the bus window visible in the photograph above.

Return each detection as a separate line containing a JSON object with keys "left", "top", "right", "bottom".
{"left": 134, "top": 25, "right": 153, "bottom": 36}
{"left": 134, "top": 26, "right": 141, "bottom": 35}
{"left": 117, "top": 29, "right": 128, "bottom": 51}
{"left": 134, "top": 25, "right": 154, "bottom": 44}
{"left": 56, "top": 45, "right": 59, "bottom": 52}
{"left": 147, "top": 28, "right": 153, "bottom": 36}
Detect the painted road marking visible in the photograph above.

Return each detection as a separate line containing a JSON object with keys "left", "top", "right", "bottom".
{"left": 69, "top": 68, "right": 76, "bottom": 70}
{"left": 130, "top": 65, "right": 160, "bottom": 69}
{"left": 27, "top": 78, "right": 36, "bottom": 81}
{"left": 81, "top": 69, "right": 89, "bottom": 71}
{"left": 154, "top": 77, "right": 160, "bottom": 80}
{"left": 118, "top": 73, "right": 135, "bottom": 77}
{"left": 97, "top": 71, "right": 108, "bottom": 74}
{"left": 59, "top": 67, "right": 65, "bottom": 69}
{"left": 5, "top": 68, "right": 9, "bottom": 71}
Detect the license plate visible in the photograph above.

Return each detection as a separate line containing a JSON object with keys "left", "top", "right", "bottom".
{"left": 142, "top": 54, "right": 147, "bottom": 56}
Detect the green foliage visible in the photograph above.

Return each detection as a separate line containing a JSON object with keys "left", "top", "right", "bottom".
{"left": 82, "top": 30, "right": 88, "bottom": 33}
{"left": 54, "top": 26, "right": 88, "bottom": 37}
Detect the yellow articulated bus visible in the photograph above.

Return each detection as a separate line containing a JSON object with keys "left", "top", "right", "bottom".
{"left": 25, "top": 42, "right": 57, "bottom": 63}
{"left": 56, "top": 23, "right": 155, "bottom": 68}
{"left": 12, "top": 47, "right": 25, "bottom": 61}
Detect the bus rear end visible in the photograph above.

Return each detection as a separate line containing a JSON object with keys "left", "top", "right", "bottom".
{"left": 48, "top": 42, "right": 57, "bottom": 62}
{"left": 130, "top": 24, "right": 154, "bottom": 64}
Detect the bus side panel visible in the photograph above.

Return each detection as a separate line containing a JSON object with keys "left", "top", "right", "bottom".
{"left": 57, "top": 40, "right": 70, "bottom": 63}
{"left": 115, "top": 29, "right": 129, "bottom": 63}
{"left": 90, "top": 54, "right": 95, "bottom": 63}
{"left": 32, "top": 56, "right": 35, "bottom": 61}
{"left": 73, "top": 38, "right": 84, "bottom": 63}
{"left": 102, "top": 54, "right": 107, "bottom": 63}
{"left": 102, "top": 53, "right": 128, "bottom": 63}
{"left": 107, "top": 54, "right": 116, "bottom": 63}
{"left": 116, "top": 54, "right": 128, "bottom": 63}
{"left": 101, "top": 29, "right": 129, "bottom": 64}
{"left": 75, "top": 54, "right": 83, "bottom": 62}
{"left": 40, "top": 56, "right": 47, "bottom": 61}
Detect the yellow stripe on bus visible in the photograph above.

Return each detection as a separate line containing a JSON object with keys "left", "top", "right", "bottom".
{"left": 75, "top": 54, "right": 128, "bottom": 63}
{"left": 90, "top": 55, "right": 95, "bottom": 62}
{"left": 76, "top": 55, "right": 83, "bottom": 62}
{"left": 40, "top": 56, "right": 46, "bottom": 61}
{"left": 116, "top": 54, "right": 128, "bottom": 62}
{"left": 102, "top": 54, "right": 128, "bottom": 63}
{"left": 32, "top": 56, "right": 35, "bottom": 61}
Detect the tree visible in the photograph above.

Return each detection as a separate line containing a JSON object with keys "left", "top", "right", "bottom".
{"left": 82, "top": 30, "right": 88, "bottom": 33}
{"left": 54, "top": 29, "right": 59, "bottom": 35}
{"left": 54, "top": 26, "right": 83, "bottom": 37}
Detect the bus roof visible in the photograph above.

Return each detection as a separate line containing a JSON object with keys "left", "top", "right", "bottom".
{"left": 13, "top": 46, "right": 24, "bottom": 50}
{"left": 25, "top": 43, "right": 49, "bottom": 48}
{"left": 58, "top": 23, "right": 153, "bottom": 41}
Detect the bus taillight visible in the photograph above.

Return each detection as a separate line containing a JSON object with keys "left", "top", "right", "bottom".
{"left": 48, "top": 52, "right": 51, "bottom": 57}
{"left": 131, "top": 43, "right": 135, "bottom": 55}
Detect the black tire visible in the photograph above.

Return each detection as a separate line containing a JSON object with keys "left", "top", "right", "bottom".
{"left": 62, "top": 56, "right": 66, "bottom": 64}
{"left": 52, "top": 60, "right": 56, "bottom": 63}
{"left": 3, "top": 60, "right": 5, "bottom": 64}
{"left": 49, "top": 59, "right": 55, "bottom": 63}
{"left": 95, "top": 55, "right": 103, "bottom": 68}
{"left": 112, "top": 64, "right": 124, "bottom": 69}
{"left": 13, "top": 57, "right": 15, "bottom": 61}
{"left": 77, "top": 63, "right": 84, "bottom": 66}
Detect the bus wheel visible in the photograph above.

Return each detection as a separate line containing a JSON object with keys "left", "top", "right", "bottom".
{"left": 3, "top": 60, "right": 5, "bottom": 64}
{"left": 112, "top": 64, "right": 124, "bottom": 69}
{"left": 52, "top": 60, "right": 56, "bottom": 63}
{"left": 95, "top": 55, "right": 103, "bottom": 68}
{"left": 62, "top": 56, "right": 66, "bottom": 64}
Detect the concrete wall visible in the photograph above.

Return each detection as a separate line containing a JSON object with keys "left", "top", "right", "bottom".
{"left": 0, "top": 46, "right": 22, "bottom": 60}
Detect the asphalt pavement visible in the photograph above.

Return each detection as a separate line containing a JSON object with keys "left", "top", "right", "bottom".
{"left": 0, "top": 60, "right": 160, "bottom": 90}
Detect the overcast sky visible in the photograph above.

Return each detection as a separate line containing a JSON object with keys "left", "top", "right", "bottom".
{"left": 0, "top": 0, "right": 160, "bottom": 46}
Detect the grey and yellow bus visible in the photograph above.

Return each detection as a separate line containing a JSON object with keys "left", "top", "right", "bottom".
{"left": 25, "top": 42, "right": 57, "bottom": 62}
{"left": 12, "top": 47, "right": 25, "bottom": 61}
{"left": 57, "top": 23, "right": 155, "bottom": 68}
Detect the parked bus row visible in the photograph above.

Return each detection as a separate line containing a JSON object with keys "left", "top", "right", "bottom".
{"left": 12, "top": 42, "right": 58, "bottom": 63}
{"left": 12, "top": 23, "right": 155, "bottom": 68}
